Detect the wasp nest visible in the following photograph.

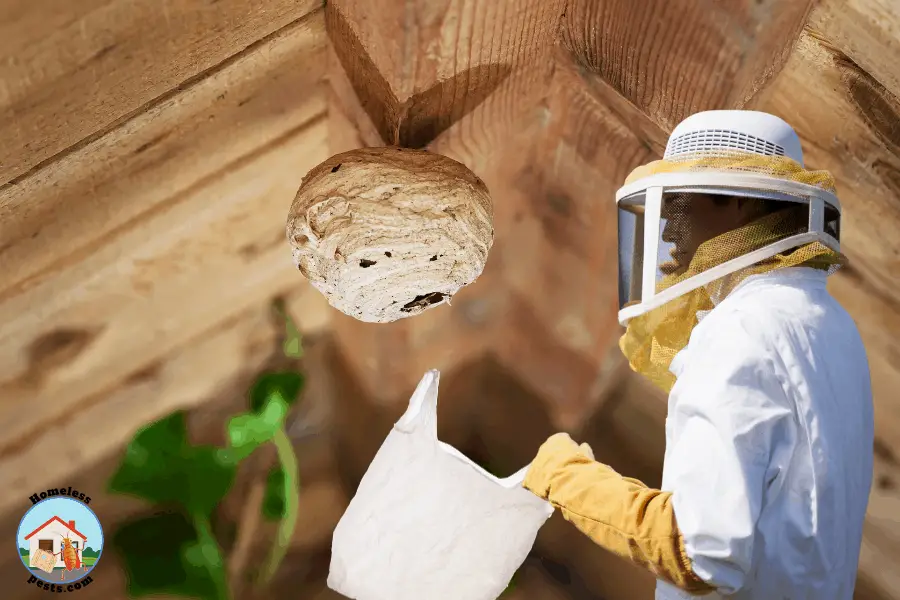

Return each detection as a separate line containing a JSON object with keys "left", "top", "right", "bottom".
{"left": 286, "top": 147, "right": 493, "bottom": 323}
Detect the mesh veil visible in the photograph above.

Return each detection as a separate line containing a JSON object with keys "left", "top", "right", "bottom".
{"left": 618, "top": 151, "right": 846, "bottom": 393}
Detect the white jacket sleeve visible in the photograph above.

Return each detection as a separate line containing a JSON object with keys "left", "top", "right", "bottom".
{"left": 664, "top": 309, "right": 795, "bottom": 595}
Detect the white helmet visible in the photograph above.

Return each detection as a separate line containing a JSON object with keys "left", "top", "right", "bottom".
{"left": 615, "top": 110, "right": 841, "bottom": 327}
{"left": 665, "top": 110, "right": 805, "bottom": 165}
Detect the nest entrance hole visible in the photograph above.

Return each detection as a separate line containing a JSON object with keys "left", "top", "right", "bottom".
{"left": 400, "top": 292, "right": 446, "bottom": 312}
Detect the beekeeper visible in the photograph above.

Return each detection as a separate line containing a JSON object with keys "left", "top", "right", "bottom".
{"left": 523, "top": 110, "right": 874, "bottom": 599}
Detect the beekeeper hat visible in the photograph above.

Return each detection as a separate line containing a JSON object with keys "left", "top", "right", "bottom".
{"left": 615, "top": 110, "right": 842, "bottom": 327}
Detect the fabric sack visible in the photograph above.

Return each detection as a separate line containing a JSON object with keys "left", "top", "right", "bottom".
{"left": 328, "top": 369, "right": 553, "bottom": 600}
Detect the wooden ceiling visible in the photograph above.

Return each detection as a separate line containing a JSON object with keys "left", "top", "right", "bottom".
{"left": 0, "top": 1, "right": 898, "bottom": 599}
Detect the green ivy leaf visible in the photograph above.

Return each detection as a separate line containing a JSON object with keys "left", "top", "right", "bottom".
{"left": 248, "top": 371, "right": 305, "bottom": 413}
{"left": 261, "top": 465, "right": 288, "bottom": 522}
{"left": 112, "top": 511, "right": 227, "bottom": 600}
{"left": 226, "top": 395, "right": 290, "bottom": 462}
{"left": 108, "top": 412, "right": 237, "bottom": 515}
{"left": 183, "top": 447, "right": 239, "bottom": 514}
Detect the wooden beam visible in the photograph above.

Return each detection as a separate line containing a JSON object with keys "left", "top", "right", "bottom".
{"left": 0, "top": 10, "right": 326, "bottom": 297}
{"left": 0, "top": 99, "right": 329, "bottom": 471}
{"left": 760, "top": 28, "right": 900, "bottom": 299}
{"left": 0, "top": 284, "right": 330, "bottom": 515}
{"left": 325, "top": 85, "right": 505, "bottom": 403}
{"left": 491, "top": 290, "right": 630, "bottom": 431}
{"left": 0, "top": 10, "right": 329, "bottom": 467}
{"left": 862, "top": 447, "right": 900, "bottom": 599}
{"left": 327, "top": 44, "right": 384, "bottom": 149}
{"left": 325, "top": 0, "right": 563, "bottom": 148}
{"left": 326, "top": 345, "right": 487, "bottom": 493}
{"left": 769, "top": 29, "right": 900, "bottom": 265}
{"left": 329, "top": 299, "right": 500, "bottom": 406}
{"left": 561, "top": 0, "right": 818, "bottom": 131}
{"left": 455, "top": 49, "right": 654, "bottom": 425}
{"left": 0, "top": 0, "right": 321, "bottom": 185}
{"left": 321, "top": 0, "right": 562, "bottom": 404}
{"left": 807, "top": 0, "right": 900, "bottom": 100}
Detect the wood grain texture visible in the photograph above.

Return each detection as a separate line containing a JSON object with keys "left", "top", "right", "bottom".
{"left": 474, "top": 49, "right": 652, "bottom": 426}
{"left": 328, "top": 270, "right": 503, "bottom": 405}
{"left": 427, "top": 55, "right": 552, "bottom": 178}
{"left": 0, "top": 0, "right": 322, "bottom": 185}
{"left": 326, "top": 0, "right": 563, "bottom": 148}
{"left": 761, "top": 30, "right": 900, "bottom": 289}
{"left": 0, "top": 10, "right": 327, "bottom": 297}
{"left": 562, "top": 0, "right": 818, "bottom": 132}
{"left": 327, "top": 44, "right": 384, "bottom": 149}
{"left": 808, "top": 0, "right": 900, "bottom": 100}
{"left": 0, "top": 111, "right": 328, "bottom": 469}
{"left": 0, "top": 283, "right": 331, "bottom": 515}
{"left": 0, "top": 9, "right": 331, "bottom": 521}
{"left": 321, "top": 0, "right": 553, "bottom": 403}
{"left": 759, "top": 27, "right": 900, "bottom": 458}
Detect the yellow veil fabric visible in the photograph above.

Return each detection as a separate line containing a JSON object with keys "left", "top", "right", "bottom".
{"left": 617, "top": 153, "right": 845, "bottom": 393}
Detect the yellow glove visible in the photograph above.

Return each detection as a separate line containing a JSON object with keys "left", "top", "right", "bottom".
{"left": 524, "top": 433, "right": 715, "bottom": 595}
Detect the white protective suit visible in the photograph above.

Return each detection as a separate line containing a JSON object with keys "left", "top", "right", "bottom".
{"left": 526, "top": 111, "right": 875, "bottom": 599}
{"left": 656, "top": 267, "right": 874, "bottom": 599}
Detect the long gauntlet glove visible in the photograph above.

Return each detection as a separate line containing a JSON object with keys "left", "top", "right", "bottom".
{"left": 524, "top": 433, "right": 716, "bottom": 595}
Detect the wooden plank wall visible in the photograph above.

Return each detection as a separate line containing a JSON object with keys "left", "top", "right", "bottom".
{"left": 0, "top": 3, "right": 332, "bottom": 515}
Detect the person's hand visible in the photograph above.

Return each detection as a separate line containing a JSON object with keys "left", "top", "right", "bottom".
{"left": 534, "top": 433, "right": 595, "bottom": 460}
{"left": 524, "top": 433, "right": 598, "bottom": 499}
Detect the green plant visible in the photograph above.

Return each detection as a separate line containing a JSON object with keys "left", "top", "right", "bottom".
{"left": 107, "top": 304, "right": 305, "bottom": 600}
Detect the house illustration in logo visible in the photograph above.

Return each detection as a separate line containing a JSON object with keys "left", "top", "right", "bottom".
{"left": 23, "top": 516, "right": 87, "bottom": 569}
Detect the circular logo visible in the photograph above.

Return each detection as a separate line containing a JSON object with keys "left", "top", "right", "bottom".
{"left": 17, "top": 496, "right": 104, "bottom": 586}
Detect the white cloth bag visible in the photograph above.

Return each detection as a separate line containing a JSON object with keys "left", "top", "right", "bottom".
{"left": 328, "top": 369, "right": 554, "bottom": 600}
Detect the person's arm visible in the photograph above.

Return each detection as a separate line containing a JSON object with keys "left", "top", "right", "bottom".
{"left": 524, "top": 309, "right": 793, "bottom": 595}
{"left": 524, "top": 433, "right": 716, "bottom": 594}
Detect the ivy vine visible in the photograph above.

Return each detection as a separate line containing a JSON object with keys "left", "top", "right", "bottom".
{"left": 106, "top": 303, "right": 305, "bottom": 599}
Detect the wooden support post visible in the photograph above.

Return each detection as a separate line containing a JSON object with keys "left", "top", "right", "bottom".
{"left": 561, "top": 0, "right": 819, "bottom": 131}
{"left": 0, "top": 13, "right": 330, "bottom": 483}
{"left": 325, "top": 0, "right": 563, "bottom": 148}
{"left": 488, "top": 0, "right": 820, "bottom": 426}
{"left": 323, "top": 0, "right": 563, "bottom": 405}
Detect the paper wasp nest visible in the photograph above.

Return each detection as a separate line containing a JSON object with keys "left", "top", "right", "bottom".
{"left": 286, "top": 147, "right": 494, "bottom": 323}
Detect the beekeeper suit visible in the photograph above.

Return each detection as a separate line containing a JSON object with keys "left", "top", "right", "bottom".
{"left": 523, "top": 111, "right": 874, "bottom": 599}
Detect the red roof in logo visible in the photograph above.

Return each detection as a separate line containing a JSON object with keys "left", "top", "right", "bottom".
{"left": 23, "top": 516, "right": 87, "bottom": 541}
